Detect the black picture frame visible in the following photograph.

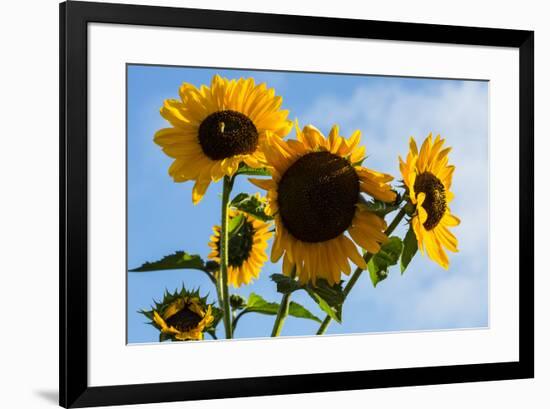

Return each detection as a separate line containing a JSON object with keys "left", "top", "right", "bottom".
{"left": 60, "top": 1, "right": 534, "bottom": 407}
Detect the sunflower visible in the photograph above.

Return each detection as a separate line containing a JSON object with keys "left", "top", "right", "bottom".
{"left": 208, "top": 207, "right": 272, "bottom": 287}
{"left": 154, "top": 75, "right": 293, "bottom": 204}
{"left": 141, "top": 287, "right": 216, "bottom": 341}
{"left": 250, "top": 124, "right": 396, "bottom": 285}
{"left": 399, "top": 133, "right": 460, "bottom": 269}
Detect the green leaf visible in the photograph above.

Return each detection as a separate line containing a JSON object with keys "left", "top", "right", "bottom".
{"left": 237, "top": 293, "right": 321, "bottom": 323}
{"left": 270, "top": 273, "right": 302, "bottom": 294}
{"left": 400, "top": 225, "right": 418, "bottom": 274}
{"left": 360, "top": 194, "right": 402, "bottom": 217}
{"left": 310, "top": 279, "right": 346, "bottom": 307}
{"left": 246, "top": 292, "right": 279, "bottom": 314}
{"left": 288, "top": 302, "right": 322, "bottom": 323}
{"left": 228, "top": 213, "right": 245, "bottom": 237}
{"left": 230, "top": 193, "right": 273, "bottom": 222}
{"left": 304, "top": 280, "right": 345, "bottom": 323}
{"left": 129, "top": 251, "right": 205, "bottom": 272}
{"left": 235, "top": 164, "right": 271, "bottom": 176}
{"left": 368, "top": 236, "right": 403, "bottom": 287}
{"left": 270, "top": 275, "right": 345, "bottom": 323}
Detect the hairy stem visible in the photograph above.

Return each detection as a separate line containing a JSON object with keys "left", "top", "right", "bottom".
{"left": 270, "top": 267, "right": 297, "bottom": 337}
{"left": 219, "top": 176, "right": 234, "bottom": 339}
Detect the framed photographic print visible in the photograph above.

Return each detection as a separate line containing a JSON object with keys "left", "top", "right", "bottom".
{"left": 60, "top": 1, "right": 534, "bottom": 407}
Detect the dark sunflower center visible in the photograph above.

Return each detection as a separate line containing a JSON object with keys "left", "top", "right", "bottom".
{"left": 217, "top": 219, "right": 255, "bottom": 267}
{"left": 277, "top": 151, "right": 360, "bottom": 243}
{"left": 198, "top": 110, "right": 258, "bottom": 160}
{"left": 413, "top": 172, "right": 446, "bottom": 230}
{"left": 165, "top": 305, "right": 202, "bottom": 332}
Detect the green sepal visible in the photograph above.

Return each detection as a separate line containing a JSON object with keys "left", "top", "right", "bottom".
{"left": 206, "top": 306, "right": 223, "bottom": 339}
{"left": 159, "top": 332, "right": 171, "bottom": 342}
{"left": 138, "top": 309, "right": 154, "bottom": 322}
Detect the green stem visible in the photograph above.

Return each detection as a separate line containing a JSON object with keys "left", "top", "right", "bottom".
{"left": 219, "top": 176, "right": 233, "bottom": 339}
{"left": 232, "top": 310, "right": 248, "bottom": 333}
{"left": 203, "top": 270, "right": 218, "bottom": 286}
{"left": 214, "top": 269, "right": 224, "bottom": 310}
{"left": 316, "top": 313, "right": 332, "bottom": 336}
{"left": 316, "top": 207, "right": 408, "bottom": 335}
{"left": 270, "top": 267, "right": 297, "bottom": 337}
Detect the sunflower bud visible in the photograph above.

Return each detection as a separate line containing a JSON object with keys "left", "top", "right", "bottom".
{"left": 229, "top": 294, "right": 246, "bottom": 310}
{"left": 140, "top": 285, "right": 218, "bottom": 341}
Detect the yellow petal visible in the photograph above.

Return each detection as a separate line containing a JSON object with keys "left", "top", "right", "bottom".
{"left": 271, "top": 228, "right": 285, "bottom": 262}
{"left": 301, "top": 125, "right": 324, "bottom": 149}
{"left": 340, "top": 235, "right": 367, "bottom": 269}
{"left": 192, "top": 178, "right": 211, "bottom": 205}
{"left": 409, "top": 136, "right": 419, "bottom": 157}
{"left": 248, "top": 178, "right": 276, "bottom": 191}
{"left": 412, "top": 217, "right": 425, "bottom": 255}
{"left": 435, "top": 226, "right": 459, "bottom": 252}
{"left": 360, "top": 177, "right": 397, "bottom": 202}
{"left": 417, "top": 133, "right": 433, "bottom": 172}
{"left": 425, "top": 232, "right": 449, "bottom": 269}
{"left": 417, "top": 206, "right": 428, "bottom": 224}
{"left": 443, "top": 213, "right": 461, "bottom": 226}
{"left": 348, "top": 225, "right": 382, "bottom": 254}
{"left": 282, "top": 253, "right": 294, "bottom": 276}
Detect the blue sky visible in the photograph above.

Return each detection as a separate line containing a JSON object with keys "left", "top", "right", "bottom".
{"left": 127, "top": 64, "right": 489, "bottom": 343}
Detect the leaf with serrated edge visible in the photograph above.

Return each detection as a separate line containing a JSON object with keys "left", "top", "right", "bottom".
{"left": 235, "top": 164, "right": 271, "bottom": 176}
{"left": 360, "top": 194, "right": 402, "bottom": 217}
{"left": 231, "top": 193, "right": 273, "bottom": 222}
{"left": 368, "top": 236, "right": 403, "bottom": 287}
{"left": 240, "top": 293, "right": 321, "bottom": 322}
{"left": 270, "top": 273, "right": 301, "bottom": 294}
{"left": 305, "top": 287, "right": 342, "bottom": 323}
{"left": 400, "top": 225, "right": 418, "bottom": 274}
{"left": 129, "top": 251, "right": 205, "bottom": 272}
{"left": 288, "top": 302, "right": 321, "bottom": 323}
{"left": 228, "top": 213, "right": 245, "bottom": 237}
{"left": 270, "top": 275, "right": 343, "bottom": 323}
